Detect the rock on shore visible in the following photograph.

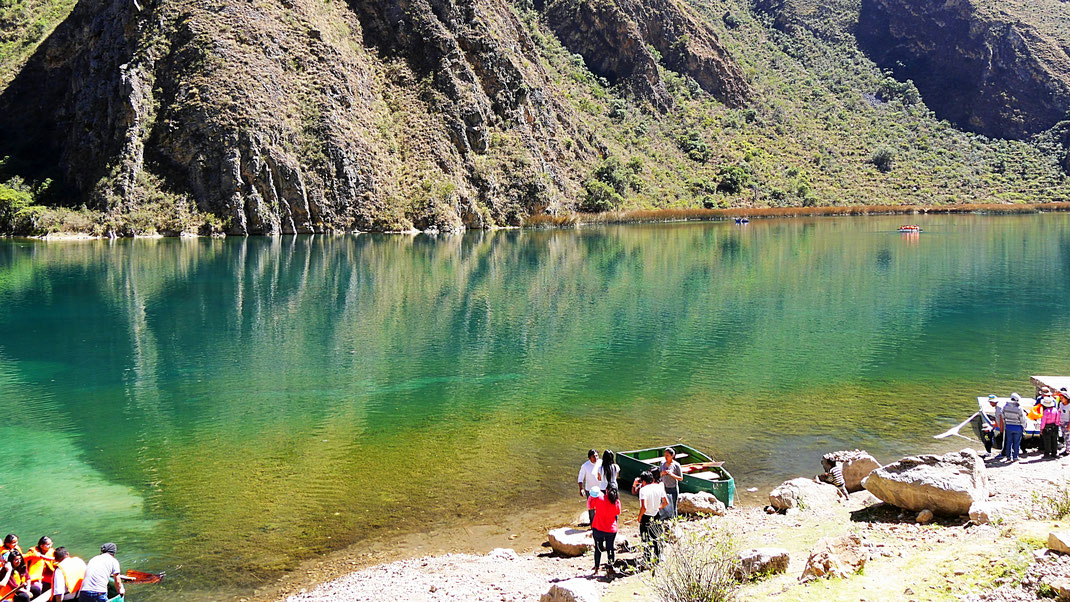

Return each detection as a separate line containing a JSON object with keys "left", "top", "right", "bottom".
{"left": 862, "top": 449, "right": 988, "bottom": 515}
{"left": 769, "top": 477, "right": 841, "bottom": 511}
{"left": 822, "top": 450, "right": 880, "bottom": 492}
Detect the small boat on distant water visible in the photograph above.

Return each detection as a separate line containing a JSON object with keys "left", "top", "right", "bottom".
{"left": 898, "top": 225, "right": 921, "bottom": 233}
{"left": 616, "top": 444, "right": 735, "bottom": 506}
{"left": 735, "top": 217, "right": 749, "bottom": 225}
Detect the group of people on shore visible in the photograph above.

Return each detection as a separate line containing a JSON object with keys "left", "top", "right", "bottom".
{"left": 0, "top": 534, "right": 125, "bottom": 602}
{"left": 577, "top": 448, "right": 684, "bottom": 572}
{"left": 982, "top": 386, "right": 1070, "bottom": 462}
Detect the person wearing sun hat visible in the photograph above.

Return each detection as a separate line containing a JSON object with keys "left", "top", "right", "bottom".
{"left": 1002, "top": 393, "right": 1027, "bottom": 462}
{"left": 982, "top": 394, "right": 1003, "bottom": 457}
{"left": 1040, "top": 393, "right": 1061, "bottom": 458}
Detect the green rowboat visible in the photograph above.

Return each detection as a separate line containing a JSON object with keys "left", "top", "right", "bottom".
{"left": 615, "top": 444, "right": 734, "bottom": 507}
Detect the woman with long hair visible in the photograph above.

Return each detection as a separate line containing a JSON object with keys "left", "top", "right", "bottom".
{"left": 599, "top": 450, "right": 619, "bottom": 491}
{"left": 589, "top": 486, "right": 622, "bottom": 574}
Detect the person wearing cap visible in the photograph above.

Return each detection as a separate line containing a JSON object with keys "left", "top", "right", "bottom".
{"left": 982, "top": 394, "right": 1002, "bottom": 457}
{"left": 1040, "top": 393, "right": 1061, "bottom": 458}
{"left": 1059, "top": 388, "right": 1070, "bottom": 457}
{"left": 1002, "top": 393, "right": 1027, "bottom": 462}
{"left": 77, "top": 544, "right": 122, "bottom": 602}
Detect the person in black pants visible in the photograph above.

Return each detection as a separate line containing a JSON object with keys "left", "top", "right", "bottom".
{"left": 637, "top": 471, "right": 669, "bottom": 565}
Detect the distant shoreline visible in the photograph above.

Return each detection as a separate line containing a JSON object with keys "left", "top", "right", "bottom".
{"left": 521, "top": 201, "right": 1070, "bottom": 228}
{"left": 5, "top": 201, "right": 1070, "bottom": 240}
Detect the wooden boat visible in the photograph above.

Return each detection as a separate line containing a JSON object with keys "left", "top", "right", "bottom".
{"left": 616, "top": 444, "right": 735, "bottom": 507}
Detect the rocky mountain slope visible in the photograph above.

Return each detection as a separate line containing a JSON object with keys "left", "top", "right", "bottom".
{"left": 2, "top": 0, "right": 1070, "bottom": 235}
{"left": 858, "top": 0, "right": 1070, "bottom": 140}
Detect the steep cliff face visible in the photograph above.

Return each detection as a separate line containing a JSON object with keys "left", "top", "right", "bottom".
{"left": 545, "top": 0, "right": 750, "bottom": 109}
{"left": 0, "top": 0, "right": 753, "bottom": 234}
{"left": 858, "top": 0, "right": 1070, "bottom": 139}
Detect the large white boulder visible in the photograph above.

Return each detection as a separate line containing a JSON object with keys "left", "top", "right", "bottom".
{"left": 822, "top": 450, "right": 881, "bottom": 492}
{"left": 862, "top": 449, "right": 988, "bottom": 516}
{"left": 769, "top": 477, "right": 841, "bottom": 511}
{"left": 548, "top": 528, "right": 593, "bottom": 557}
{"left": 540, "top": 579, "right": 600, "bottom": 602}
{"left": 800, "top": 533, "right": 866, "bottom": 582}
{"left": 677, "top": 492, "right": 727, "bottom": 516}
{"left": 736, "top": 547, "right": 789, "bottom": 580}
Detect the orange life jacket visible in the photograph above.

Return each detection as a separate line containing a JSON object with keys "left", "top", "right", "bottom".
{"left": 0, "top": 563, "right": 26, "bottom": 597}
{"left": 24, "top": 546, "right": 55, "bottom": 582}
{"left": 56, "top": 557, "right": 86, "bottom": 594}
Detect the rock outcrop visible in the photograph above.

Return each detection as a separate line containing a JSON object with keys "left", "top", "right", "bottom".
{"left": 736, "top": 547, "right": 789, "bottom": 580}
{"left": 677, "top": 492, "right": 727, "bottom": 516}
{"left": 1049, "top": 531, "right": 1070, "bottom": 555}
{"left": 862, "top": 449, "right": 988, "bottom": 516}
{"left": 540, "top": 579, "right": 600, "bottom": 602}
{"left": 858, "top": 0, "right": 1070, "bottom": 139}
{"left": 799, "top": 533, "right": 866, "bottom": 582}
{"left": 822, "top": 450, "right": 880, "bottom": 493}
{"left": 544, "top": 0, "right": 750, "bottom": 109}
{"left": 769, "top": 477, "right": 841, "bottom": 512}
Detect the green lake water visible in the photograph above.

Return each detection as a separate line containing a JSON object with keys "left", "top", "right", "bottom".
{"left": 2, "top": 213, "right": 1070, "bottom": 599}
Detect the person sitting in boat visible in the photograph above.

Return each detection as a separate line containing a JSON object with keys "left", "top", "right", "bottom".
{"left": 1, "top": 535, "right": 22, "bottom": 562}
{"left": 0, "top": 549, "right": 32, "bottom": 602}
{"left": 24, "top": 536, "right": 55, "bottom": 599}
{"left": 50, "top": 547, "right": 86, "bottom": 602}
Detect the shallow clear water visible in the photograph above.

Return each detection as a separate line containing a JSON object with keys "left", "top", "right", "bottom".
{"left": 1, "top": 214, "right": 1069, "bottom": 598}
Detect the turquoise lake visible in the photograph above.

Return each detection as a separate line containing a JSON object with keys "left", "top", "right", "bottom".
{"left": 1, "top": 213, "right": 1069, "bottom": 599}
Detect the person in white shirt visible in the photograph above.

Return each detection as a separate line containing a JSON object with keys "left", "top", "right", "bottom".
{"left": 636, "top": 471, "right": 669, "bottom": 564}
{"left": 50, "top": 547, "right": 86, "bottom": 602}
{"left": 77, "top": 544, "right": 123, "bottom": 602}
{"left": 577, "top": 449, "right": 605, "bottom": 522}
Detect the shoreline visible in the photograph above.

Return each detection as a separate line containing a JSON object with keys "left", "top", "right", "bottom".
{"left": 256, "top": 438, "right": 1070, "bottom": 602}
{"left": 5, "top": 201, "right": 1070, "bottom": 240}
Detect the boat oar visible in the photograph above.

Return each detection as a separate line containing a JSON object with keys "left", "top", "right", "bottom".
{"left": 121, "top": 569, "right": 165, "bottom": 584}
{"left": 934, "top": 411, "right": 980, "bottom": 440}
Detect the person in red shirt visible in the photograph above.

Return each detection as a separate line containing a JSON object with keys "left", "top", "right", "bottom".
{"left": 587, "top": 486, "right": 622, "bottom": 574}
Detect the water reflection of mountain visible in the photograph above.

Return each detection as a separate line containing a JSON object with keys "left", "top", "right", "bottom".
{"left": 0, "top": 214, "right": 1068, "bottom": 598}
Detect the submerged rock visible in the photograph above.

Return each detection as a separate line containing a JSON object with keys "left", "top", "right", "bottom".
{"left": 862, "top": 449, "right": 988, "bottom": 515}
{"left": 800, "top": 533, "right": 866, "bottom": 582}
{"left": 769, "top": 477, "right": 841, "bottom": 512}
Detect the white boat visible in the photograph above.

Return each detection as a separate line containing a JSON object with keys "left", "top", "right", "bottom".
{"left": 970, "top": 375, "right": 1069, "bottom": 446}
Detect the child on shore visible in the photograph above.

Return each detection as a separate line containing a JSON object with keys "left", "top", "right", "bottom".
{"left": 821, "top": 459, "right": 849, "bottom": 500}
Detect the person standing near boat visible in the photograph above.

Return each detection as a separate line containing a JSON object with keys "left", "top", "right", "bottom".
{"left": 1002, "top": 393, "right": 1027, "bottom": 462}
{"left": 577, "top": 449, "right": 604, "bottom": 522}
{"left": 77, "top": 543, "right": 123, "bottom": 602}
{"left": 587, "top": 487, "right": 622, "bottom": 574}
{"left": 598, "top": 450, "right": 619, "bottom": 493}
{"left": 637, "top": 471, "right": 669, "bottom": 564}
{"left": 1040, "top": 394, "right": 1061, "bottom": 458}
{"left": 659, "top": 448, "right": 683, "bottom": 514}
{"left": 1059, "top": 388, "right": 1070, "bottom": 457}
